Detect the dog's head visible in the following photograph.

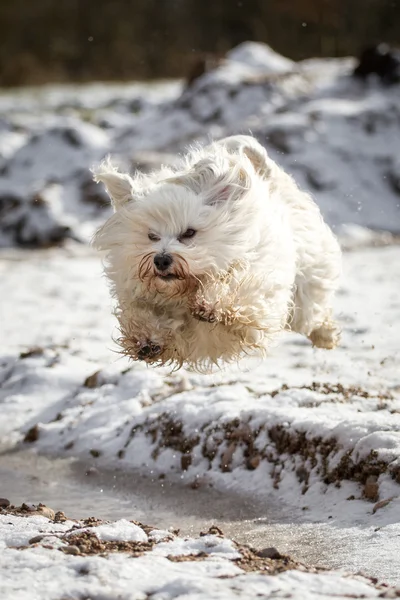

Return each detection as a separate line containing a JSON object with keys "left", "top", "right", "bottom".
{"left": 92, "top": 147, "right": 264, "bottom": 299}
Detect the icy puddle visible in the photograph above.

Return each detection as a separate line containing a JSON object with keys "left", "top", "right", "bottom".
{"left": 1, "top": 450, "right": 399, "bottom": 586}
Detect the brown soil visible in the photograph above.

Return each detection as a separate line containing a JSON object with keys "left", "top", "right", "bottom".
{"left": 122, "top": 383, "right": 399, "bottom": 502}
{"left": 1, "top": 504, "right": 321, "bottom": 575}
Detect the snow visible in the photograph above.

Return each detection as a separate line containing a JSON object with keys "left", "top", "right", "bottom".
{"left": 1, "top": 245, "right": 400, "bottom": 526}
{"left": 92, "top": 519, "right": 148, "bottom": 543}
{"left": 152, "top": 535, "right": 241, "bottom": 559}
{"left": 0, "top": 513, "right": 74, "bottom": 548}
{"left": 1, "top": 244, "right": 399, "bottom": 589}
{"left": 0, "top": 512, "right": 392, "bottom": 600}
{"left": 226, "top": 42, "right": 295, "bottom": 74}
{"left": 1, "top": 41, "right": 400, "bottom": 596}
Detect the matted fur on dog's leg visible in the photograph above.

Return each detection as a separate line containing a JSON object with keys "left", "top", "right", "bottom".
{"left": 308, "top": 318, "right": 340, "bottom": 350}
{"left": 116, "top": 304, "right": 176, "bottom": 364}
{"left": 290, "top": 275, "right": 341, "bottom": 350}
{"left": 290, "top": 294, "right": 341, "bottom": 350}
{"left": 288, "top": 218, "right": 342, "bottom": 350}
{"left": 190, "top": 268, "right": 290, "bottom": 349}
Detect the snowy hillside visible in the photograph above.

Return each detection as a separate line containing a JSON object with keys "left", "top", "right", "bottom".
{"left": 0, "top": 42, "right": 399, "bottom": 247}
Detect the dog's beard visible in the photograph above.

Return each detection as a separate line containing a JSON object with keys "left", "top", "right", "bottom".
{"left": 138, "top": 252, "right": 200, "bottom": 298}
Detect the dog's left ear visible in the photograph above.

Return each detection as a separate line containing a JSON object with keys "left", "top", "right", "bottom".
{"left": 169, "top": 159, "right": 250, "bottom": 206}
{"left": 216, "top": 135, "right": 271, "bottom": 179}
{"left": 202, "top": 166, "right": 250, "bottom": 206}
{"left": 92, "top": 160, "right": 134, "bottom": 210}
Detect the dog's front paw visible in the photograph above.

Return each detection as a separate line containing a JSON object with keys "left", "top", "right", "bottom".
{"left": 191, "top": 301, "right": 219, "bottom": 324}
{"left": 136, "top": 340, "right": 163, "bottom": 361}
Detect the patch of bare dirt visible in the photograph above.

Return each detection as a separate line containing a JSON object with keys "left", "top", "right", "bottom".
{"left": 122, "top": 382, "right": 399, "bottom": 501}
{"left": 2, "top": 502, "right": 62, "bottom": 521}
{"left": 61, "top": 530, "right": 154, "bottom": 556}
{"left": 270, "top": 382, "right": 393, "bottom": 402}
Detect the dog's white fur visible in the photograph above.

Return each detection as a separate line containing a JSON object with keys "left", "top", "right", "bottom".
{"left": 93, "top": 135, "right": 341, "bottom": 371}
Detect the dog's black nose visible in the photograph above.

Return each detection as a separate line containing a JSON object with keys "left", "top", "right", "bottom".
{"left": 154, "top": 253, "right": 173, "bottom": 271}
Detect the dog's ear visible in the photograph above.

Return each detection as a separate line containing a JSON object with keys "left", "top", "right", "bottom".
{"left": 202, "top": 167, "right": 250, "bottom": 206}
{"left": 217, "top": 136, "right": 271, "bottom": 179}
{"left": 168, "top": 158, "right": 250, "bottom": 206}
{"left": 92, "top": 159, "right": 134, "bottom": 210}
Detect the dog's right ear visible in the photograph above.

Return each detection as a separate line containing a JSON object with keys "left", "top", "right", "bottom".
{"left": 92, "top": 159, "right": 134, "bottom": 210}
{"left": 217, "top": 135, "right": 271, "bottom": 179}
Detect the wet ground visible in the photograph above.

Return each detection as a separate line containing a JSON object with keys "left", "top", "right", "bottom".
{"left": 1, "top": 450, "right": 399, "bottom": 586}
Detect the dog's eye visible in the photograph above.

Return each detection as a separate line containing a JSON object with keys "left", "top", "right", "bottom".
{"left": 148, "top": 232, "right": 160, "bottom": 242}
{"left": 179, "top": 228, "right": 196, "bottom": 241}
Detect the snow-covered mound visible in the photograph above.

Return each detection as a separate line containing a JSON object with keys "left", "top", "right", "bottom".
{"left": 226, "top": 41, "right": 295, "bottom": 74}
{"left": 1, "top": 507, "right": 392, "bottom": 600}
{"left": 1, "top": 244, "right": 400, "bottom": 525}
{"left": 0, "top": 41, "right": 399, "bottom": 247}
{"left": 0, "top": 120, "right": 111, "bottom": 246}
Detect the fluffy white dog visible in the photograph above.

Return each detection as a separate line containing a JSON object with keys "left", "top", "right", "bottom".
{"left": 93, "top": 135, "right": 341, "bottom": 370}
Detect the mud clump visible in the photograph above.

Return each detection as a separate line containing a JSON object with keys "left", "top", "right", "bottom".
{"left": 62, "top": 531, "right": 154, "bottom": 556}
{"left": 23, "top": 424, "right": 40, "bottom": 443}
{"left": 3, "top": 502, "right": 56, "bottom": 520}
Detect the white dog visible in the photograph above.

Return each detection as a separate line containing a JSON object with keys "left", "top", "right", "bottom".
{"left": 93, "top": 135, "right": 341, "bottom": 371}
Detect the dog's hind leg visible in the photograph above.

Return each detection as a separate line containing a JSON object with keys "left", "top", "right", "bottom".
{"left": 308, "top": 318, "right": 340, "bottom": 350}
{"left": 288, "top": 218, "right": 342, "bottom": 350}
{"left": 289, "top": 274, "right": 341, "bottom": 349}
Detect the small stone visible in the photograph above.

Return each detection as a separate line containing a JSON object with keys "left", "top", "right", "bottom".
{"left": 379, "top": 588, "right": 400, "bottom": 598}
{"left": 296, "top": 466, "right": 309, "bottom": 483}
{"left": 364, "top": 475, "right": 379, "bottom": 501}
{"left": 373, "top": 497, "right": 395, "bottom": 514}
{"left": 220, "top": 442, "right": 236, "bottom": 473}
{"left": 205, "top": 525, "right": 224, "bottom": 537}
{"left": 24, "top": 425, "right": 39, "bottom": 443}
{"left": 230, "top": 424, "right": 252, "bottom": 442}
{"left": 29, "top": 535, "right": 44, "bottom": 544}
{"left": 20, "top": 346, "right": 44, "bottom": 359}
{"left": 84, "top": 371, "right": 102, "bottom": 388}
{"left": 36, "top": 505, "right": 55, "bottom": 520}
{"left": 54, "top": 511, "right": 67, "bottom": 523}
{"left": 62, "top": 545, "right": 81, "bottom": 555}
{"left": 246, "top": 455, "right": 261, "bottom": 470}
{"left": 181, "top": 454, "right": 192, "bottom": 471}
{"left": 0, "top": 498, "right": 10, "bottom": 508}
{"left": 21, "top": 503, "right": 36, "bottom": 512}
{"left": 256, "top": 547, "right": 283, "bottom": 559}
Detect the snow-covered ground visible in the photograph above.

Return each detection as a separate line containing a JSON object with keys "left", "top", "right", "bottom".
{"left": 2, "top": 506, "right": 396, "bottom": 600}
{"left": 1, "top": 242, "right": 400, "bottom": 591}
{"left": 1, "top": 42, "right": 400, "bottom": 598}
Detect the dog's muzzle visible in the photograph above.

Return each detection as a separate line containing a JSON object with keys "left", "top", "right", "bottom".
{"left": 154, "top": 253, "right": 173, "bottom": 271}
{"left": 153, "top": 252, "right": 178, "bottom": 280}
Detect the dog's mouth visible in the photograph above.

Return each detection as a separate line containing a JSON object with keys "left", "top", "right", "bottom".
{"left": 156, "top": 272, "right": 179, "bottom": 281}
